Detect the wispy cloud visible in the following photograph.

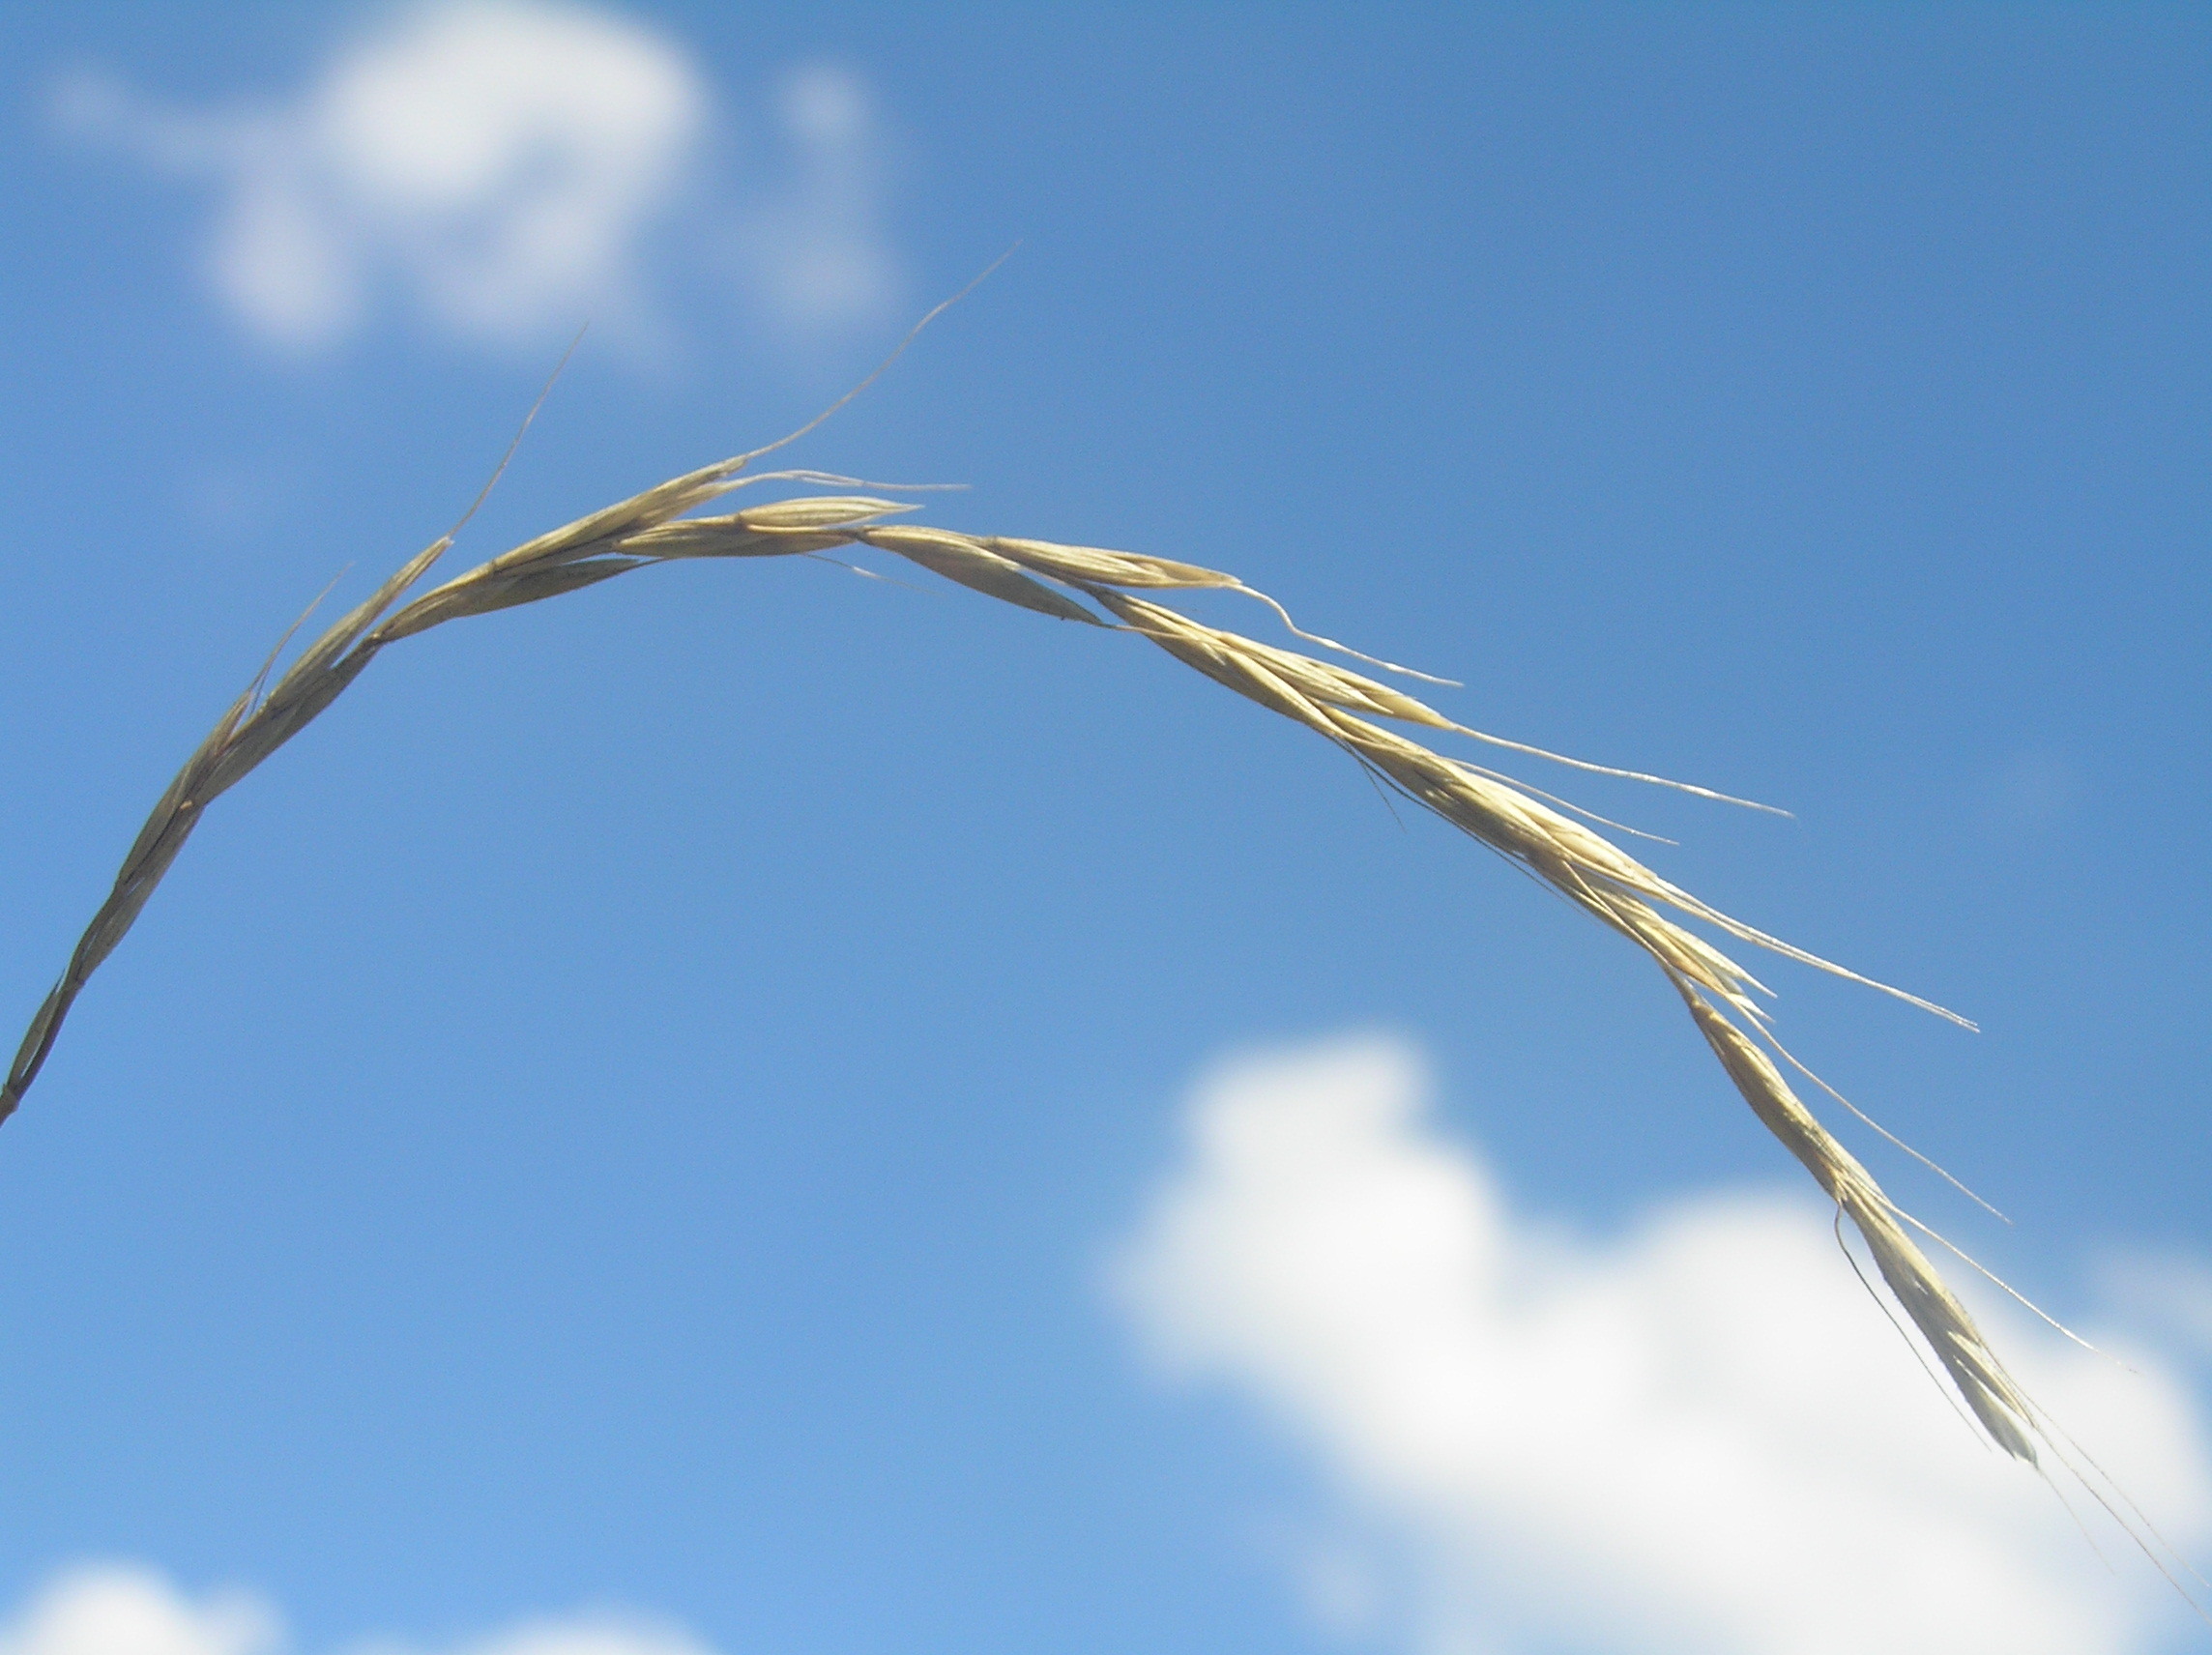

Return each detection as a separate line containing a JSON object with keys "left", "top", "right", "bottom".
{"left": 0, "top": 1569, "right": 713, "bottom": 1655}
{"left": 1111, "top": 1034, "right": 2212, "bottom": 1654}
{"left": 2101, "top": 1251, "right": 2212, "bottom": 1362}
{"left": 733, "top": 65, "right": 900, "bottom": 335}
{"left": 52, "top": 1, "right": 903, "bottom": 359}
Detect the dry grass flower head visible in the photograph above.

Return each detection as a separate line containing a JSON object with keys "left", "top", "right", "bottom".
{"left": 5, "top": 287, "right": 2197, "bottom": 1612}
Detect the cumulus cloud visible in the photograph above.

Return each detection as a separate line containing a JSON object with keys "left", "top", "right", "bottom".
{"left": 1111, "top": 1034, "right": 2212, "bottom": 1655}
{"left": 53, "top": 1, "right": 902, "bottom": 355}
{"left": 0, "top": 1568, "right": 278, "bottom": 1655}
{"left": 0, "top": 1569, "right": 713, "bottom": 1655}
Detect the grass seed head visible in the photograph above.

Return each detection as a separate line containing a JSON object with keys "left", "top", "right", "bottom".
{"left": 0, "top": 400, "right": 2059, "bottom": 1488}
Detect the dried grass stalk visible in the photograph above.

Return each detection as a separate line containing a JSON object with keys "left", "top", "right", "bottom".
{"left": 0, "top": 393, "right": 2065, "bottom": 1484}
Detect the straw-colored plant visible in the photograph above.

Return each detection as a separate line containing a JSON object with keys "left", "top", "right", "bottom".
{"left": 0, "top": 307, "right": 2183, "bottom": 1587}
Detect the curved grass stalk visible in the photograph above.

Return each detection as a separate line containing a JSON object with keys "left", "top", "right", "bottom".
{"left": 0, "top": 342, "right": 2149, "bottom": 1562}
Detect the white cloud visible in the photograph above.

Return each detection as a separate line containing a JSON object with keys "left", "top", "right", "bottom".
{"left": 55, "top": 1, "right": 902, "bottom": 355}
{"left": 358, "top": 1611, "right": 714, "bottom": 1655}
{"left": 0, "top": 1569, "right": 278, "bottom": 1655}
{"left": 0, "top": 1570, "right": 714, "bottom": 1655}
{"left": 1110, "top": 1034, "right": 2212, "bottom": 1655}
{"left": 730, "top": 65, "right": 900, "bottom": 334}
{"left": 2100, "top": 1251, "right": 2212, "bottom": 1361}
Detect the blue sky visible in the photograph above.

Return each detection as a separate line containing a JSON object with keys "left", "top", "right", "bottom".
{"left": 0, "top": 4, "right": 2206, "bottom": 1652}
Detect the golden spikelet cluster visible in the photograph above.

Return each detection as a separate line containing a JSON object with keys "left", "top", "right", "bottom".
{"left": 1, "top": 315, "right": 2058, "bottom": 1480}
